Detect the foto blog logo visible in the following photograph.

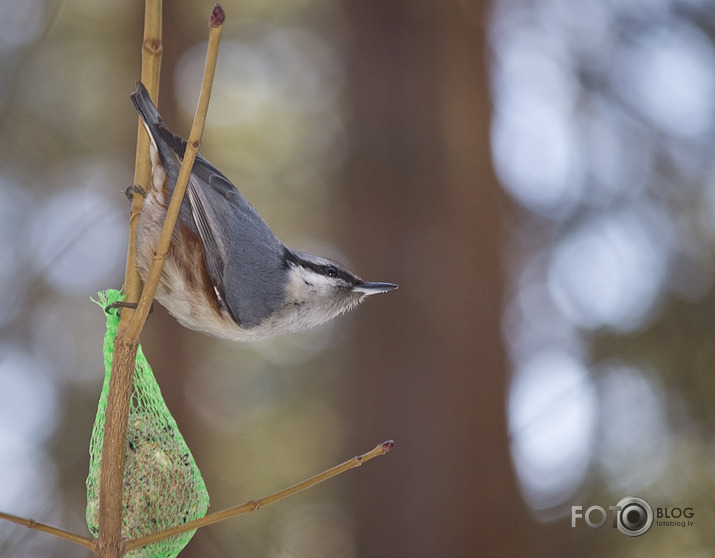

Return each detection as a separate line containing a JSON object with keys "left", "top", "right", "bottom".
{"left": 571, "top": 496, "right": 654, "bottom": 537}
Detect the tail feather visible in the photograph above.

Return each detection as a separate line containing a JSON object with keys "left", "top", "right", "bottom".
{"left": 131, "top": 81, "right": 188, "bottom": 175}
{"left": 130, "top": 81, "right": 164, "bottom": 135}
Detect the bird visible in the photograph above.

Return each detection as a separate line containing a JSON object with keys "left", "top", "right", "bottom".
{"left": 130, "top": 81, "right": 397, "bottom": 341}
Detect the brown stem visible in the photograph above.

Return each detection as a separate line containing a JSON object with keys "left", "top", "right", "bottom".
{"left": 125, "top": 440, "right": 394, "bottom": 553}
{"left": 0, "top": 511, "right": 95, "bottom": 550}
{"left": 122, "top": 0, "right": 163, "bottom": 324}
{"left": 95, "top": 2, "right": 163, "bottom": 557}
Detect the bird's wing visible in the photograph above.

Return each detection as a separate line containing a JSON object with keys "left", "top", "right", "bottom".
{"left": 185, "top": 169, "right": 289, "bottom": 328}
{"left": 183, "top": 177, "right": 236, "bottom": 320}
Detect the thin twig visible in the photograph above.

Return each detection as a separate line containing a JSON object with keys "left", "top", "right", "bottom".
{"left": 0, "top": 511, "right": 95, "bottom": 550}
{"left": 125, "top": 440, "right": 394, "bottom": 553}
{"left": 96, "top": 2, "right": 163, "bottom": 557}
{"left": 122, "top": 0, "right": 163, "bottom": 313}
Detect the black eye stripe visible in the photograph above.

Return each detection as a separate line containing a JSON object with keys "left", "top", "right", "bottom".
{"left": 284, "top": 248, "right": 357, "bottom": 284}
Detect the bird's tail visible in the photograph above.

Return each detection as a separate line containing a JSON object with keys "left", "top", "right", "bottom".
{"left": 130, "top": 81, "right": 162, "bottom": 133}
{"left": 130, "top": 81, "right": 189, "bottom": 173}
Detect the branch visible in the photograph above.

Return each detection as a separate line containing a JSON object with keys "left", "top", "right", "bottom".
{"left": 125, "top": 440, "right": 394, "bottom": 553}
{"left": 0, "top": 512, "right": 94, "bottom": 550}
{"left": 123, "top": 0, "right": 163, "bottom": 324}
{"left": 95, "top": 2, "right": 163, "bottom": 557}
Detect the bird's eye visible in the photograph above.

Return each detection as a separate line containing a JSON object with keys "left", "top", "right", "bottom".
{"left": 325, "top": 265, "right": 339, "bottom": 278}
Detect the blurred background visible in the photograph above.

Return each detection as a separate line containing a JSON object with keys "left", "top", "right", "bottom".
{"left": 1, "top": 0, "right": 715, "bottom": 556}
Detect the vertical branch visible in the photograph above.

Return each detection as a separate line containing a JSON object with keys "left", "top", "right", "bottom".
{"left": 96, "top": 2, "right": 163, "bottom": 558}
{"left": 123, "top": 0, "right": 163, "bottom": 310}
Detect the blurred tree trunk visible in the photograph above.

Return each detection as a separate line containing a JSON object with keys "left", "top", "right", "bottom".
{"left": 341, "top": 1, "right": 535, "bottom": 556}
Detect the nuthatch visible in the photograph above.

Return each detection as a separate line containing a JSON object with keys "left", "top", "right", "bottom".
{"left": 130, "top": 82, "right": 397, "bottom": 341}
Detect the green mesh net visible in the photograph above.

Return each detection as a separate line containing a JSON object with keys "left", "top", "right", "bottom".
{"left": 86, "top": 289, "right": 209, "bottom": 558}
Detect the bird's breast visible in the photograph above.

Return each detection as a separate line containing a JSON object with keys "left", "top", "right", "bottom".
{"left": 135, "top": 184, "right": 240, "bottom": 338}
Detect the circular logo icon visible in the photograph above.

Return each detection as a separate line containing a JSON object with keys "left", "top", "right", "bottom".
{"left": 615, "top": 496, "right": 653, "bottom": 537}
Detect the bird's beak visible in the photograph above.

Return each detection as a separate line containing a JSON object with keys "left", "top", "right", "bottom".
{"left": 353, "top": 282, "right": 399, "bottom": 295}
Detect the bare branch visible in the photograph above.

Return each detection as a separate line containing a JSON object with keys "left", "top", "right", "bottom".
{"left": 125, "top": 440, "right": 394, "bottom": 553}
{"left": 96, "top": 2, "right": 163, "bottom": 557}
{"left": 0, "top": 511, "right": 95, "bottom": 551}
